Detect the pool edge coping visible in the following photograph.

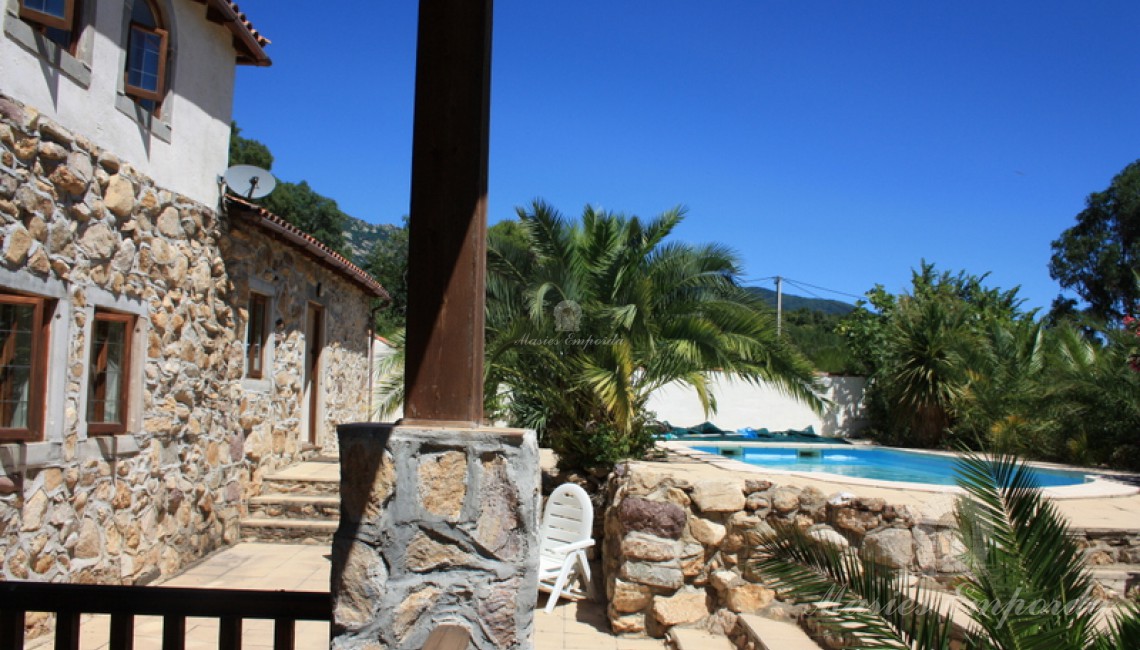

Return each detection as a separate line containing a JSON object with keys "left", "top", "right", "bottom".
{"left": 659, "top": 441, "right": 1140, "bottom": 500}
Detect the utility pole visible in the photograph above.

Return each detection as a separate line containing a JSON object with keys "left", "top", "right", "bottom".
{"left": 776, "top": 275, "right": 783, "bottom": 337}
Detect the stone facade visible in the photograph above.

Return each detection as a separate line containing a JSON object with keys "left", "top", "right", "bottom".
{"left": 332, "top": 424, "right": 540, "bottom": 650}
{"left": 0, "top": 92, "right": 377, "bottom": 590}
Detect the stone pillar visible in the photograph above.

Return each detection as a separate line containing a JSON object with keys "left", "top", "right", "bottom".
{"left": 331, "top": 424, "right": 539, "bottom": 649}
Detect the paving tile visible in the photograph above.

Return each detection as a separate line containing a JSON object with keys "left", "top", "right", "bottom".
{"left": 23, "top": 540, "right": 661, "bottom": 650}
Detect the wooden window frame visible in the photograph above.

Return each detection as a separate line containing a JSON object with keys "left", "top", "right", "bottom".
{"left": 18, "top": 0, "right": 75, "bottom": 31}
{"left": 18, "top": 0, "right": 81, "bottom": 53}
{"left": 87, "top": 311, "right": 134, "bottom": 436}
{"left": 246, "top": 293, "right": 268, "bottom": 380}
{"left": 0, "top": 294, "right": 50, "bottom": 442}
{"left": 124, "top": 22, "right": 168, "bottom": 103}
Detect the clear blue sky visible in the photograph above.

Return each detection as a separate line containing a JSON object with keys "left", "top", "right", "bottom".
{"left": 231, "top": 1, "right": 1140, "bottom": 313}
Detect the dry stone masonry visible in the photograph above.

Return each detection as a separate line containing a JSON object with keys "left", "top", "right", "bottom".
{"left": 605, "top": 463, "right": 966, "bottom": 638}
{"left": 603, "top": 462, "right": 1140, "bottom": 639}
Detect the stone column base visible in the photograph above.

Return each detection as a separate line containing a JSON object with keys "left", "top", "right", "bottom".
{"left": 331, "top": 424, "right": 539, "bottom": 649}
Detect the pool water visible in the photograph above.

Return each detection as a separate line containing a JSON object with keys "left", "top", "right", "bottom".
{"left": 689, "top": 445, "right": 1091, "bottom": 487}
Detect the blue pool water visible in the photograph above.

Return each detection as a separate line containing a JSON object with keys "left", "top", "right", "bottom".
{"left": 689, "top": 445, "right": 1091, "bottom": 487}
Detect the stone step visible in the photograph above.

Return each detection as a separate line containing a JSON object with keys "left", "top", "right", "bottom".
{"left": 239, "top": 517, "right": 338, "bottom": 544}
{"left": 668, "top": 627, "right": 734, "bottom": 650}
{"left": 247, "top": 494, "right": 340, "bottom": 521}
{"left": 734, "top": 614, "right": 825, "bottom": 650}
{"left": 1089, "top": 563, "right": 1140, "bottom": 597}
{"left": 261, "top": 469, "right": 339, "bottom": 494}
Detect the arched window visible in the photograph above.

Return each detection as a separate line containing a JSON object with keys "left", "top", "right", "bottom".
{"left": 18, "top": 0, "right": 81, "bottom": 52}
{"left": 124, "top": 0, "right": 168, "bottom": 108}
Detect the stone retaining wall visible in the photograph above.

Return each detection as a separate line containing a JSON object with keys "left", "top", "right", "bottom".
{"left": 0, "top": 92, "right": 373, "bottom": 594}
{"left": 602, "top": 462, "right": 1140, "bottom": 638}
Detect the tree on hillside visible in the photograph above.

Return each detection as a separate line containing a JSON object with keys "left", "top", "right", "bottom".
{"left": 227, "top": 123, "right": 350, "bottom": 255}
{"left": 260, "top": 180, "right": 349, "bottom": 254}
{"left": 365, "top": 216, "right": 409, "bottom": 336}
{"left": 228, "top": 122, "right": 273, "bottom": 170}
{"left": 486, "top": 201, "right": 822, "bottom": 471}
{"left": 782, "top": 309, "right": 861, "bottom": 375}
{"left": 1050, "top": 158, "right": 1140, "bottom": 323}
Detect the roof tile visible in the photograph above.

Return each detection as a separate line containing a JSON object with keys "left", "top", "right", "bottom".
{"left": 226, "top": 194, "right": 390, "bottom": 300}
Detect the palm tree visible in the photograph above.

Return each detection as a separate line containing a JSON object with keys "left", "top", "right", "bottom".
{"left": 1035, "top": 324, "right": 1140, "bottom": 470}
{"left": 752, "top": 453, "right": 1140, "bottom": 649}
{"left": 370, "top": 202, "right": 823, "bottom": 471}
{"left": 954, "top": 320, "right": 1049, "bottom": 456}
{"left": 486, "top": 201, "right": 822, "bottom": 470}
{"left": 878, "top": 294, "right": 972, "bottom": 448}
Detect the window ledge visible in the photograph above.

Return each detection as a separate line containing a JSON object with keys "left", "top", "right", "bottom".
{"left": 4, "top": 13, "right": 91, "bottom": 88}
{"left": 0, "top": 434, "right": 141, "bottom": 477}
{"left": 115, "top": 93, "right": 172, "bottom": 143}
{"left": 0, "top": 440, "right": 61, "bottom": 473}
{"left": 83, "top": 434, "right": 142, "bottom": 460}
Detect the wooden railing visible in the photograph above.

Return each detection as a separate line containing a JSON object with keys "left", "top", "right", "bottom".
{"left": 0, "top": 581, "right": 331, "bottom": 649}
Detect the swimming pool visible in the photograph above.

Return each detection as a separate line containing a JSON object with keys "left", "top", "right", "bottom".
{"left": 688, "top": 445, "right": 1092, "bottom": 487}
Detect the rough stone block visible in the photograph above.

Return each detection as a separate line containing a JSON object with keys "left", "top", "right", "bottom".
{"left": 331, "top": 538, "right": 387, "bottom": 631}
{"left": 622, "top": 531, "right": 680, "bottom": 562}
{"left": 691, "top": 480, "right": 745, "bottom": 512}
{"left": 798, "top": 486, "right": 828, "bottom": 519}
{"left": 418, "top": 451, "right": 467, "bottom": 519}
{"left": 862, "top": 527, "right": 915, "bottom": 569}
{"left": 405, "top": 531, "right": 478, "bottom": 572}
{"left": 339, "top": 439, "right": 396, "bottom": 526}
{"left": 689, "top": 516, "right": 727, "bottom": 547}
{"left": 104, "top": 174, "right": 134, "bottom": 217}
{"left": 769, "top": 487, "right": 801, "bottom": 514}
{"left": 808, "top": 524, "right": 849, "bottom": 549}
{"left": 830, "top": 505, "right": 882, "bottom": 540}
{"left": 651, "top": 588, "right": 708, "bottom": 627}
{"left": 610, "top": 610, "right": 646, "bottom": 634}
{"left": 621, "top": 560, "right": 684, "bottom": 590}
{"left": 475, "top": 456, "right": 521, "bottom": 559}
{"left": 611, "top": 578, "right": 654, "bottom": 613}
{"left": 619, "top": 497, "right": 686, "bottom": 539}
{"left": 725, "top": 583, "right": 774, "bottom": 613}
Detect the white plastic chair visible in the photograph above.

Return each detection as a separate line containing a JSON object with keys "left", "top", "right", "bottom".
{"left": 537, "top": 483, "right": 595, "bottom": 613}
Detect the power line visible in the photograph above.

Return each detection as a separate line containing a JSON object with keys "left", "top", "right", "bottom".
{"left": 782, "top": 279, "right": 828, "bottom": 302}
{"left": 754, "top": 275, "right": 864, "bottom": 301}
{"left": 785, "top": 278, "right": 865, "bottom": 301}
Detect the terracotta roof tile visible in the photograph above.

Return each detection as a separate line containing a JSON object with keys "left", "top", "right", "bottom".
{"left": 226, "top": 194, "right": 390, "bottom": 300}
{"left": 199, "top": 0, "right": 271, "bottom": 66}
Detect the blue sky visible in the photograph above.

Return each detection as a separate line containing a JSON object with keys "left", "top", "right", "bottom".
{"left": 231, "top": 1, "right": 1140, "bottom": 313}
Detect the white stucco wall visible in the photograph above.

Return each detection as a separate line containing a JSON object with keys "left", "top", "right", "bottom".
{"left": 370, "top": 337, "right": 404, "bottom": 422}
{"left": 646, "top": 374, "right": 869, "bottom": 438}
{"left": 0, "top": 0, "right": 236, "bottom": 205}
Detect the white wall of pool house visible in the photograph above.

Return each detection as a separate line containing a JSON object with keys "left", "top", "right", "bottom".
{"left": 645, "top": 374, "right": 869, "bottom": 437}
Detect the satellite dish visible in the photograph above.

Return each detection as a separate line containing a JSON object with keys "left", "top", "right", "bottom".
{"left": 223, "top": 164, "right": 277, "bottom": 199}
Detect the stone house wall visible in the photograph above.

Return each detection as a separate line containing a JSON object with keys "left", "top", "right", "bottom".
{"left": 601, "top": 463, "right": 1140, "bottom": 638}
{"left": 0, "top": 92, "right": 374, "bottom": 591}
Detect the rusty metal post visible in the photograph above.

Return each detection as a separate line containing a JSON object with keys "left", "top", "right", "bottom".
{"left": 402, "top": 0, "right": 493, "bottom": 427}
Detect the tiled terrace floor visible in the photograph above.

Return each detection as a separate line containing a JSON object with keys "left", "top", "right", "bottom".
{"left": 26, "top": 542, "right": 664, "bottom": 649}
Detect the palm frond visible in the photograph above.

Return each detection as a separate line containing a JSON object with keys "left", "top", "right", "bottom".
{"left": 754, "top": 524, "right": 955, "bottom": 650}
{"left": 953, "top": 452, "right": 1102, "bottom": 649}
